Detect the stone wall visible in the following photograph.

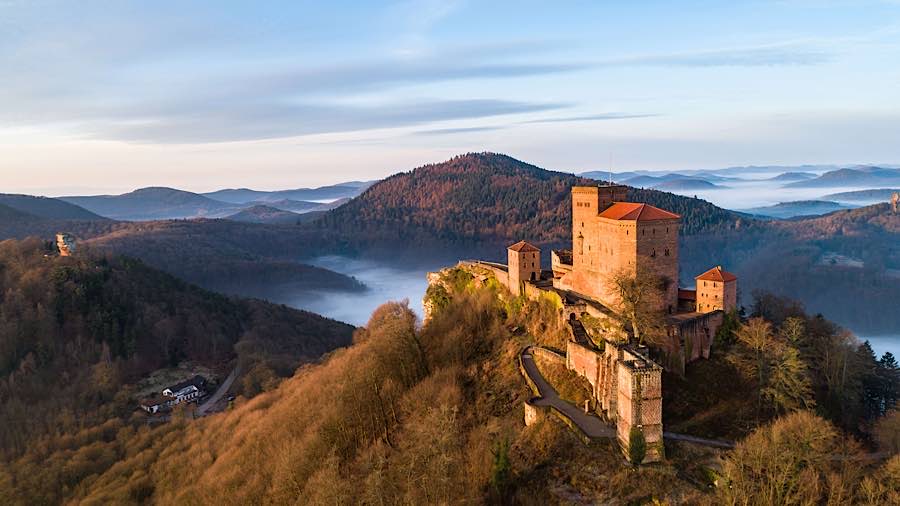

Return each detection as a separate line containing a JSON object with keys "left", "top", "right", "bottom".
{"left": 532, "top": 347, "right": 566, "bottom": 365}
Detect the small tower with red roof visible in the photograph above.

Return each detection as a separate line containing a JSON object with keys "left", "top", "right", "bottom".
{"left": 695, "top": 266, "right": 737, "bottom": 313}
{"left": 508, "top": 240, "right": 541, "bottom": 295}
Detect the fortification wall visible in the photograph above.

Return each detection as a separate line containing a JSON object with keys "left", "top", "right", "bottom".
{"left": 566, "top": 340, "right": 602, "bottom": 398}
{"left": 532, "top": 347, "right": 566, "bottom": 365}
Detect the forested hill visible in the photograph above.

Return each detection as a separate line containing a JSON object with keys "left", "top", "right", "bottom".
{"left": 0, "top": 238, "right": 354, "bottom": 457}
{"left": 314, "top": 153, "right": 749, "bottom": 254}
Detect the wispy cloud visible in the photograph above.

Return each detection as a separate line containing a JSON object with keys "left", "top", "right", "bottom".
{"left": 600, "top": 43, "right": 832, "bottom": 67}
{"left": 97, "top": 99, "right": 565, "bottom": 143}
{"left": 412, "top": 125, "right": 507, "bottom": 136}
{"left": 523, "top": 113, "right": 660, "bottom": 124}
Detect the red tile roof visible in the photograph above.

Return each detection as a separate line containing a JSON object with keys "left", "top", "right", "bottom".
{"left": 508, "top": 240, "right": 540, "bottom": 252}
{"left": 597, "top": 202, "right": 680, "bottom": 221}
{"left": 695, "top": 266, "right": 737, "bottom": 282}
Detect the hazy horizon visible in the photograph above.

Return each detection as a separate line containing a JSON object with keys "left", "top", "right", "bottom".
{"left": 3, "top": 1, "right": 900, "bottom": 194}
{"left": 7, "top": 158, "right": 900, "bottom": 198}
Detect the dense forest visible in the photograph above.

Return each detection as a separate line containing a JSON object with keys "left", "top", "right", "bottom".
{"left": 84, "top": 220, "right": 365, "bottom": 299}
{"left": 315, "top": 153, "right": 750, "bottom": 258}
{"left": 0, "top": 238, "right": 354, "bottom": 459}
{"left": 1, "top": 152, "right": 898, "bottom": 332}
{"left": 3, "top": 268, "right": 896, "bottom": 504}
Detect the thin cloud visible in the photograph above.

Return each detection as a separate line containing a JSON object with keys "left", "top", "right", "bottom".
{"left": 523, "top": 113, "right": 660, "bottom": 124}
{"left": 600, "top": 43, "right": 832, "bottom": 67}
{"left": 412, "top": 125, "right": 507, "bottom": 136}
{"left": 98, "top": 99, "right": 566, "bottom": 143}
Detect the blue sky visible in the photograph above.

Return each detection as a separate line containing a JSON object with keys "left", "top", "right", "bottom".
{"left": 2, "top": 0, "right": 899, "bottom": 194}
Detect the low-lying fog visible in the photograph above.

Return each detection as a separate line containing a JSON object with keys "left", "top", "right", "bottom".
{"left": 282, "top": 256, "right": 900, "bottom": 359}
{"left": 287, "top": 256, "right": 434, "bottom": 326}
{"left": 659, "top": 181, "right": 882, "bottom": 209}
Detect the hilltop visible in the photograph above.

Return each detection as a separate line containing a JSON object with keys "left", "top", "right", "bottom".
{"left": 0, "top": 193, "right": 105, "bottom": 220}
{"left": 314, "top": 153, "right": 747, "bottom": 258}
{"left": 0, "top": 238, "right": 354, "bottom": 459}
{"left": 225, "top": 204, "right": 303, "bottom": 224}
{"left": 60, "top": 187, "right": 240, "bottom": 220}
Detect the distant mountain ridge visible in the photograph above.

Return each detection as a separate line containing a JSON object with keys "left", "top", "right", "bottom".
{"left": 58, "top": 183, "right": 370, "bottom": 221}
{"left": 740, "top": 200, "right": 854, "bottom": 219}
{"left": 203, "top": 181, "right": 374, "bottom": 204}
{"left": 225, "top": 205, "right": 302, "bottom": 224}
{"left": 0, "top": 193, "right": 105, "bottom": 220}
{"left": 785, "top": 166, "right": 900, "bottom": 188}
{"left": 823, "top": 188, "right": 900, "bottom": 202}
{"left": 766, "top": 171, "right": 817, "bottom": 182}
{"left": 652, "top": 179, "right": 722, "bottom": 190}
{"left": 61, "top": 187, "right": 237, "bottom": 220}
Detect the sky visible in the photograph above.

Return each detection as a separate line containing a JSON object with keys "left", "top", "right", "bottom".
{"left": 2, "top": 0, "right": 900, "bottom": 195}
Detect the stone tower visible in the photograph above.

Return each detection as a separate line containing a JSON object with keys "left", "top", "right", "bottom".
{"left": 695, "top": 266, "right": 737, "bottom": 313}
{"left": 566, "top": 186, "right": 681, "bottom": 313}
{"left": 56, "top": 233, "right": 76, "bottom": 257}
{"left": 892, "top": 192, "right": 899, "bottom": 213}
{"left": 507, "top": 241, "right": 541, "bottom": 295}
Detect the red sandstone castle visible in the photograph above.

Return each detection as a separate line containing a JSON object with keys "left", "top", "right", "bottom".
{"left": 508, "top": 184, "right": 737, "bottom": 365}
{"left": 442, "top": 185, "right": 738, "bottom": 462}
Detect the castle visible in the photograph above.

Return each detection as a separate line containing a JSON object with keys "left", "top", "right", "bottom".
{"left": 521, "top": 185, "right": 737, "bottom": 365}
{"left": 462, "top": 185, "right": 737, "bottom": 462}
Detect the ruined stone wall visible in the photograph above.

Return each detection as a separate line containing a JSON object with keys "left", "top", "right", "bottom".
{"left": 532, "top": 346, "right": 566, "bottom": 365}
{"left": 566, "top": 340, "right": 602, "bottom": 399}
{"left": 616, "top": 361, "right": 664, "bottom": 463}
{"left": 676, "top": 311, "right": 724, "bottom": 363}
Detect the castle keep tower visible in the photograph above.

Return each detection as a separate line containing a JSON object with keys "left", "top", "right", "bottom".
{"left": 507, "top": 241, "right": 541, "bottom": 295}
{"left": 566, "top": 186, "right": 680, "bottom": 313}
{"left": 695, "top": 266, "right": 737, "bottom": 313}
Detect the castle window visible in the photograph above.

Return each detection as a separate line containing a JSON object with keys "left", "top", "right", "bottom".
{"left": 651, "top": 250, "right": 656, "bottom": 258}
{"left": 585, "top": 203, "right": 590, "bottom": 208}
{"left": 666, "top": 227, "right": 669, "bottom": 233}
{"left": 713, "top": 282, "right": 717, "bottom": 288}
{"left": 664, "top": 249, "right": 670, "bottom": 256}
{"left": 703, "top": 281, "right": 707, "bottom": 287}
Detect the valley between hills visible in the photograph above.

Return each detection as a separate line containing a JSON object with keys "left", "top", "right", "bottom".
{"left": 1, "top": 153, "right": 899, "bottom": 503}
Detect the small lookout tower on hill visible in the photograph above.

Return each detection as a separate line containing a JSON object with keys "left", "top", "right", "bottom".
{"left": 56, "top": 233, "right": 76, "bottom": 257}
{"left": 892, "top": 192, "right": 899, "bottom": 213}
{"left": 508, "top": 240, "right": 541, "bottom": 295}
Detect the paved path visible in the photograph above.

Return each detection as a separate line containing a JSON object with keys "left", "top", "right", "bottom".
{"left": 663, "top": 431, "right": 734, "bottom": 448}
{"left": 522, "top": 346, "right": 738, "bottom": 448}
{"left": 521, "top": 347, "right": 615, "bottom": 439}
{"left": 197, "top": 366, "right": 239, "bottom": 415}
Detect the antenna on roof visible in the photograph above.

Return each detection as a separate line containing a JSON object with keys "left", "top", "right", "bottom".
{"left": 608, "top": 152, "right": 613, "bottom": 185}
